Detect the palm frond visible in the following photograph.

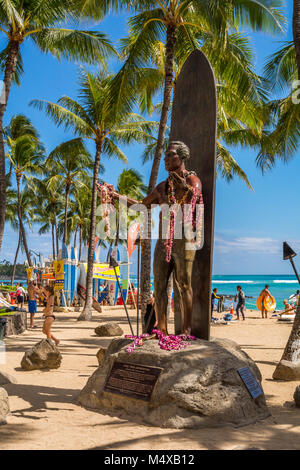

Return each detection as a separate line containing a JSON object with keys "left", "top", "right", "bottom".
{"left": 31, "top": 28, "right": 116, "bottom": 64}
{"left": 217, "top": 141, "right": 253, "bottom": 190}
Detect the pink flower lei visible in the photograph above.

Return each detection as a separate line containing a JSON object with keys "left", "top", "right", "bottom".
{"left": 97, "top": 182, "right": 114, "bottom": 237}
{"left": 164, "top": 175, "right": 204, "bottom": 262}
{"left": 125, "top": 329, "right": 197, "bottom": 354}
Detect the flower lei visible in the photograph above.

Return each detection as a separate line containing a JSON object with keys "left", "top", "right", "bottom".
{"left": 125, "top": 329, "right": 197, "bottom": 354}
{"left": 164, "top": 174, "right": 204, "bottom": 262}
{"left": 97, "top": 183, "right": 114, "bottom": 237}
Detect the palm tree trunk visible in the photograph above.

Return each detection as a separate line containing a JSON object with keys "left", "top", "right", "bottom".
{"left": 11, "top": 230, "right": 21, "bottom": 285}
{"left": 140, "top": 24, "right": 176, "bottom": 322}
{"left": 273, "top": 300, "right": 300, "bottom": 379}
{"left": 294, "top": 0, "right": 300, "bottom": 79}
{"left": 63, "top": 184, "right": 70, "bottom": 245}
{"left": 74, "top": 227, "right": 78, "bottom": 250}
{"left": 0, "top": 40, "right": 20, "bottom": 255}
{"left": 54, "top": 214, "right": 59, "bottom": 258}
{"left": 52, "top": 223, "right": 56, "bottom": 260}
{"left": 79, "top": 225, "right": 82, "bottom": 261}
{"left": 16, "top": 176, "right": 31, "bottom": 266}
{"left": 78, "top": 141, "right": 102, "bottom": 320}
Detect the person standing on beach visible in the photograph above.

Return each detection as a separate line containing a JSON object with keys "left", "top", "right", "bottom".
{"left": 259, "top": 284, "right": 272, "bottom": 319}
{"left": 211, "top": 288, "right": 221, "bottom": 319}
{"left": 27, "top": 281, "right": 41, "bottom": 328}
{"left": 42, "top": 285, "right": 59, "bottom": 346}
{"left": 16, "top": 283, "right": 26, "bottom": 309}
{"left": 235, "top": 285, "right": 246, "bottom": 320}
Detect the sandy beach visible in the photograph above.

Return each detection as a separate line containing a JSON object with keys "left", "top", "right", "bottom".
{"left": 0, "top": 306, "right": 300, "bottom": 450}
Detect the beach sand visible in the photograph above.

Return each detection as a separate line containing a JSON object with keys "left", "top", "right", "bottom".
{"left": 0, "top": 306, "right": 300, "bottom": 450}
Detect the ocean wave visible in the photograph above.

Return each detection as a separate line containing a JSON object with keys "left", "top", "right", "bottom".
{"left": 273, "top": 280, "right": 298, "bottom": 284}
{"left": 212, "top": 280, "right": 255, "bottom": 284}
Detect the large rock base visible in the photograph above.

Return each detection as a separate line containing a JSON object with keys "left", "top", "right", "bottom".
{"left": 79, "top": 337, "right": 270, "bottom": 429}
{"left": 21, "top": 339, "right": 62, "bottom": 370}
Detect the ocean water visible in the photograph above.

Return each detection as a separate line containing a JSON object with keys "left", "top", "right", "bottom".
{"left": 211, "top": 275, "right": 299, "bottom": 311}
{"left": 130, "top": 274, "right": 300, "bottom": 311}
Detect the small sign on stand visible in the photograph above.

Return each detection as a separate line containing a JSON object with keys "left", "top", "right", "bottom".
{"left": 104, "top": 361, "right": 162, "bottom": 402}
{"left": 237, "top": 366, "right": 263, "bottom": 399}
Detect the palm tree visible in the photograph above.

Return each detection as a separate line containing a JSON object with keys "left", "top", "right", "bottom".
{"left": 66, "top": 185, "right": 95, "bottom": 260}
{"left": 110, "top": 0, "right": 285, "bottom": 317}
{"left": 31, "top": 176, "right": 64, "bottom": 260}
{"left": 113, "top": 0, "right": 285, "bottom": 191}
{"left": 6, "top": 187, "right": 34, "bottom": 284}
{"left": 31, "top": 69, "right": 157, "bottom": 320}
{"left": 293, "top": 0, "right": 300, "bottom": 79}
{"left": 140, "top": 35, "right": 270, "bottom": 190}
{"left": 255, "top": 42, "right": 299, "bottom": 171}
{"left": 0, "top": 1, "right": 116, "bottom": 255}
{"left": 117, "top": 168, "right": 147, "bottom": 199}
{"left": 45, "top": 138, "right": 93, "bottom": 246}
{"left": 5, "top": 114, "right": 43, "bottom": 265}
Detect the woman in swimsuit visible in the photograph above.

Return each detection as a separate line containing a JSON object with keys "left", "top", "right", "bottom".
{"left": 42, "top": 285, "right": 59, "bottom": 346}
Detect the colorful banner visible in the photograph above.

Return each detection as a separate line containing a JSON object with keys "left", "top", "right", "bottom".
{"left": 83, "top": 263, "right": 120, "bottom": 281}
{"left": 26, "top": 267, "right": 33, "bottom": 281}
{"left": 54, "top": 279, "right": 64, "bottom": 291}
{"left": 54, "top": 261, "right": 64, "bottom": 280}
{"left": 42, "top": 273, "right": 55, "bottom": 280}
{"left": 128, "top": 222, "right": 140, "bottom": 258}
{"left": 53, "top": 260, "right": 65, "bottom": 291}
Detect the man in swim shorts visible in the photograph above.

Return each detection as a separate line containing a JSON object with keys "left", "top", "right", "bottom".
{"left": 28, "top": 281, "right": 41, "bottom": 328}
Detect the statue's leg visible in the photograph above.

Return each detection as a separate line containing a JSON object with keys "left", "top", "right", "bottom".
{"left": 153, "top": 240, "right": 173, "bottom": 334}
{"left": 172, "top": 240, "right": 196, "bottom": 335}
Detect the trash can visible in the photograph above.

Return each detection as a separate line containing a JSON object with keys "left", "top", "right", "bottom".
{"left": 0, "top": 317, "right": 7, "bottom": 341}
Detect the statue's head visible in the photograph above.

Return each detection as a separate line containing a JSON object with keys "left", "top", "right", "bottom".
{"left": 164, "top": 141, "right": 190, "bottom": 172}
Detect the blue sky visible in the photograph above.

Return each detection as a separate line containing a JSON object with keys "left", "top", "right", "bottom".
{"left": 1, "top": 2, "right": 299, "bottom": 275}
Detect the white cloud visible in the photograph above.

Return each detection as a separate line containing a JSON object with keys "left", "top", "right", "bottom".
{"left": 214, "top": 234, "right": 300, "bottom": 255}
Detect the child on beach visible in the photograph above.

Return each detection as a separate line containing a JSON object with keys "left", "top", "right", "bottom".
{"left": 42, "top": 285, "right": 59, "bottom": 346}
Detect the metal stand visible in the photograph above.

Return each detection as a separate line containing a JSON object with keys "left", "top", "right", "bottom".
{"left": 136, "top": 237, "right": 140, "bottom": 336}
{"left": 289, "top": 258, "right": 300, "bottom": 285}
{"left": 110, "top": 256, "right": 134, "bottom": 335}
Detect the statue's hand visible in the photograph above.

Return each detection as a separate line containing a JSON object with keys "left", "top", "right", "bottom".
{"left": 169, "top": 172, "right": 188, "bottom": 190}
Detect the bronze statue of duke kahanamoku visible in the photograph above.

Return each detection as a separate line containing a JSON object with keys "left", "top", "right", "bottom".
{"left": 102, "top": 141, "right": 204, "bottom": 336}
{"left": 141, "top": 141, "right": 203, "bottom": 335}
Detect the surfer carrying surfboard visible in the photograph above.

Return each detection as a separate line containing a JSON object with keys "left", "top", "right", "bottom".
{"left": 259, "top": 284, "right": 272, "bottom": 319}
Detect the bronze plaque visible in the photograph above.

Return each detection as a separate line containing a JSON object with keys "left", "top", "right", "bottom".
{"left": 104, "top": 361, "right": 162, "bottom": 402}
